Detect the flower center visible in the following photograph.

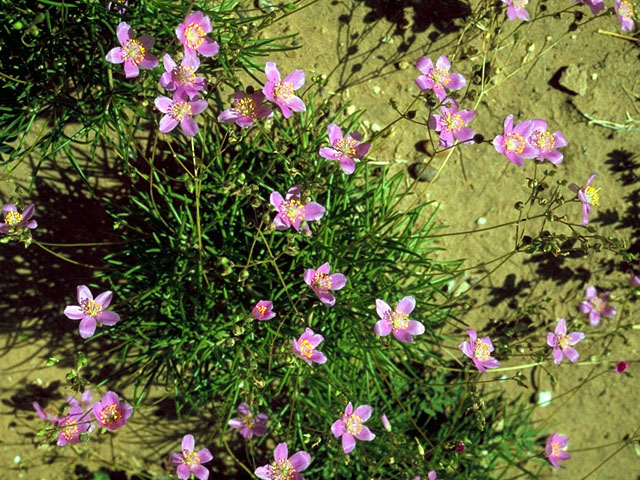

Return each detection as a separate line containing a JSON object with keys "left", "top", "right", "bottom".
{"left": 281, "top": 199, "right": 305, "bottom": 223}
{"left": 429, "top": 66, "right": 450, "bottom": 87}
{"left": 174, "top": 65, "right": 196, "bottom": 86}
{"left": 619, "top": 0, "right": 633, "bottom": 18}
{"left": 583, "top": 186, "right": 599, "bottom": 206}
{"left": 335, "top": 137, "right": 357, "bottom": 158}
{"left": 61, "top": 419, "right": 79, "bottom": 440}
{"left": 242, "top": 412, "right": 255, "bottom": 428}
{"left": 504, "top": 132, "right": 525, "bottom": 154}
{"left": 271, "top": 459, "right": 294, "bottom": 480}
{"left": 550, "top": 441, "right": 562, "bottom": 457}
{"left": 256, "top": 305, "right": 267, "bottom": 315}
{"left": 99, "top": 403, "right": 122, "bottom": 427}
{"left": 234, "top": 97, "right": 257, "bottom": 118}
{"left": 184, "top": 23, "right": 205, "bottom": 50}
{"left": 557, "top": 333, "right": 571, "bottom": 349}
{"left": 590, "top": 295, "right": 606, "bottom": 312}
{"left": 122, "top": 38, "right": 145, "bottom": 65}
{"left": 474, "top": 339, "right": 490, "bottom": 361}
{"left": 274, "top": 81, "right": 295, "bottom": 100}
{"left": 81, "top": 299, "right": 103, "bottom": 317}
{"left": 529, "top": 129, "right": 555, "bottom": 152}
{"left": 299, "top": 339, "right": 314, "bottom": 358}
{"left": 311, "top": 272, "right": 332, "bottom": 292}
{"left": 385, "top": 310, "right": 409, "bottom": 330}
{"left": 345, "top": 413, "right": 363, "bottom": 435}
{"left": 4, "top": 211, "right": 22, "bottom": 226}
{"left": 444, "top": 112, "right": 464, "bottom": 133}
{"left": 170, "top": 101, "right": 193, "bottom": 122}
{"left": 182, "top": 449, "right": 200, "bottom": 467}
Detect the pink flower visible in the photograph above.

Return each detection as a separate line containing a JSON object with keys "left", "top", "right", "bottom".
{"left": 57, "top": 405, "right": 91, "bottom": 446}
{"left": 428, "top": 99, "right": 475, "bottom": 148}
{"left": 92, "top": 391, "right": 133, "bottom": 430}
{"left": 577, "top": 173, "right": 599, "bottom": 226}
{"left": 175, "top": 12, "right": 219, "bottom": 57}
{"left": 255, "top": 442, "right": 311, "bottom": 480}
{"left": 374, "top": 296, "right": 425, "bottom": 343}
{"left": 331, "top": 402, "right": 376, "bottom": 453}
{"left": 270, "top": 185, "right": 325, "bottom": 235}
{"left": 381, "top": 414, "right": 391, "bottom": 432}
{"left": 502, "top": 0, "right": 530, "bottom": 21}
{"left": 579, "top": 285, "right": 616, "bottom": 326}
{"left": 67, "top": 390, "right": 93, "bottom": 412}
{"left": 574, "top": 0, "right": 605, "bottom": 14}
{"left": 415, "top": 54, "right": 466, "bottom": 101}
{"left": 545, "top": 432, "right": 570, "bottom": 468}
{"left": 0, "top": 203, "right": 37, "bottom": 234}
{"left": 319, "top": 123, "right": 370, "bottom": 175}
{"left": 105, "top": 22, "right": 158, "bottom": 78}
{"left": 252, "top": 300, "right": 276, "bottom": 320}
{"left": 615, "top": 361, "right": 629, "bottom": 374}
{"left": 155, "top": 90, "right": 207, "bottom": 137}
{"left": 170, "top": 434, "right": 213, "bottom": 480}
{"left": 218, "top": 91, "right": 273, "bottom": 128}
{"left": 304, "top": 262, "right": 347, "bottom": 307}
{"left": 615, "top": 0, "right": 635, "bottom": 32}
{"left": 527, "top": 119, "right": 567, "bottom": 165}
{"left": 292, "top": 328, "right": 327, "bottom": 365}
{"left": 628, "top": 270, "right": 640, "bottom": 287}
{"left": 33, "top": 402, "right": 60, "bottom": 424}
{"left": 228, "top": 402, "right": 268, "bottom": 439}
{"left": 64, "top": 285, "right": 120, "bottom": 339}
{"left": 159, "top": 53, "right": 206, "bottom": 99}
{"left": 262, "top": 62, "right": 305, "bottom": 118}
{"left": 459, "top": 329, "right": 500, "bottom": 373}
{"left": 493, "top": 114, "right": 537, "bottom": 166}
{"left": 546, "top": 318, "right": 585, "bottom": 365}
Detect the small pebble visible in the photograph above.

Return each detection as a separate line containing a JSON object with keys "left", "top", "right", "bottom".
{"left": 14, "top": 456, "right": 21, "bottom": 464}
{"left": 537, "top": 391, "right": 552, "bottom": 407}
{"left": 476, "top": 217, "right": 487, "bottom": 226}
{"left": 371, "top": 123, "right": 382, "bottom": 132}
{"left": 372, "top": 86, "right": 381, "bottom": 94}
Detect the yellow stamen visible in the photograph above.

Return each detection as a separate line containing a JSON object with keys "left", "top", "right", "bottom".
{"left": 4, "top": 211, "right": 22, "bottom": 226}
{"left": 184, "top": 23, "right": 205, "bottom": 50}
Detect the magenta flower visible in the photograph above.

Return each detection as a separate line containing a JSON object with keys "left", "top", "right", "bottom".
{"left": 159, "top": 53, "right": 206, "bottom": 99}
{"left": 546, "top": 318, "right": 585, "bottom": 365}
{"left": 615, "top": 0, "right": 635, "bottom": 32}
{"left": 577, "top": 173, "right": 599, "bottom": 225}
{"left": 252, "top": 300, "right": 276, "bottom": 320}
{"left": 415, "top": 55, "right": 466, "bottom": 101}
{"left": 381, "top": 414, "right": 391, "bottom": 432}
{"left": 615, "top": 361, "right": 629, "bottom": 374}
{"left": 459, "top": 329, "right": 500, "bottom": 373}
{"left": 374, "top": 296, "right": 425, "bottom": 343}
{"left": 527, "top": 119, "right": 567, "bottom": 165}
{"left": 255, "top": 442, "right": 311, "bottom": 480}
{"left": 218, "top": 91, "right": 273, "bottom": 128}
{"left": 228, "top": 402, "right": 268, "bottom": 439}
{"left": 428, "top": 99, "right": 475, "bottom": 148}
{"left": 105, "top": 22, "right": 158, "bottom": 78}
{"left": 304, "top": 262, "right": 347, "bottom": 307}
{"left": 574, "top": 0, "right": 605, "bottom": 14}
{"left": 176, "top": 11, "right": 219, "bottom": 57}
{"left": 170, "top": 434, "right": 213, "bottom": 480}
{"left": 64, "top": 285, "right": 120, "bottom": 339}
{"left": 579, "top": 285, "right": 616, "bottom": 326}
{"left": 57, "top": 405, "right": 91, "bottom": 446}
{"left": 270, "top": 185, "right": 325, "bottom": 235}
{"left": 92, "top": 391, "right": 132, "bottom": 430}
{"left": 263, "top": 62, "right": 306, "bottom": 118}
{"left": 493, "top": 114, "right": 537, "bottom": 166}
{"left": 155, "top": 90, "right": 207, "bottom": 137}
{"left": 331, "top": 402, "right": 376, "bottom": 454}
{"left": 545, "top": 432, "right": 570, "bottom": 468}
{"left": 502, "top": 0, "right": 530, "bottom": 21}
{"left": 292, "top": 327, "right": 327, "bottom": 365}
{"left": 0, "top": 203, "right": 37, "bottom": 234}
{"left": 319, "top": 123, "right": 370, "bottom": 175}
{"left": 628, "top": 270, "right": 640, "bottom": 287}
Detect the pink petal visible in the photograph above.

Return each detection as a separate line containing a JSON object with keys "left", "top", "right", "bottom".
{"left": 317, "top": 262, "right": 331, "bottom": 274}
{"left": 182, "top": 434, "right": 195, "bottom": 451}
{"left": 375, "top": 299, "right": 391, "bottom": 319}
{"left": 123, "top": 61, "right": 140, "bottom": 78}
{"left": 159, "top": 115, "right": 179, "bottom": 133}
{"left": 327, "top": 123, "right": 343, "bottom": 145}
{"left": 79, "top": 316, "right": 97, "bottom": 338}
{"left": 190, "top": 99, "right": 208, "bottom": 115}
{"left": 435, "top": 54, "right": 451, "bottom": 70}
{"left": 289, "top": 451, "right": 311, "bottom": 471}
{"left": 303, "top": 269, "right": 315, "bottom": 286}
{"left": 342, "top": 433, "right": 356, "bottom": 454}
{"left": 331, "top": 419, "right": 345, "bottom": 437}
{"left": 265, "top": 62, "right": 281, "bottom": 83}
{"left": 354, "top": 425, "right": 375, "bottom": 441}
{"left": 353, "top": 405, "right": 372, "bottom": 421}
{"left": 310, "top": 351, "right": 327, "bottom": 364}
{"left": 64, "top": 305, "right": 85, "bottom": 320}
{"left": 396, "top": 296, "right": 415, "bottom": 314}
{"left": 116, "top": 22, "right": 132, "bottom": 45}
{"left": 374, "top": 319, "right": 392, "bottom": 336}
{"left": 106, "top": 47, "right": 124, "bottom": 64}
{"left": 546, "top": 332, "right": 557, "bottom": 347}
{"left": 393, "top": 329, "right": 414, "bottom": 343}
{"left": 318, "top": 291, "right": 336, "bottom": 306}
{"left": 274, "top": 442, "right": 288, "bottom": 461}
{"left": 304, "top": 202, "right": 325, "bottom": 221}
{"left": 338, "top": 157, "right": 356, "bottom": 175}
{"left": 137, "top": 34, "right": 155, "bottom": 50}
{"left": 139, "top": 54, "right": 158, "bottom": 70}
{"left": 192, "top": 465, "right": 209, "bottom": 480}
{"left": 177, "top": 464, "right": 191, "bottom": 480}
{"left": 555, "top": 318, "right": 566, "bottom": 335}
{"left": 329, "top": 273, "right": 347, "bottom": 290}
{"left": 284, "top": 69, "right": 305, "bottom": 89}
{"left": 163, "top": 53, "right": 177, "bottom": 72}
{"left": 198, "top": 39, "right": 219, "bottom": 57}
{"left": 287, "top": 96, "right": 306, "bottom": 113}
{"left": 255, "top": 466, "right": 271, "bottom": 480}
{"left": 97, "top": 311, "right": 120, "bottom": 326}
{"left": 553, "top": 347, "right": 564, "bottom": 365}
{"left": 180, "top": 116, "right": 199, "bottom": 137}
{"left": 95, "top": 291, "right": 113, "bottom": 308}
{"left": 568, "top": 330, "right": 584, "bottom": 343}
{"left": 406, "top": 320, "right": 425, "bottom": 335}
{"left": 447, "top": 73, "right": 466, "bottom": 90}
{"left": 77, "top": 285, "right": 93, "bottom": 303}
{"left": 155, "top": 96, "right": 173, "bottom": 114}
{"left": 198, "top": 448, "right": 213, "bottom": 463}
{"left": 564, "top": 347, "right": 580, "bottom": 363}
{"left": 415, "top": 56, "right": 433, "bottom": 74}
{"left": 459, "top": 340, "right": 474, "bottom": 359}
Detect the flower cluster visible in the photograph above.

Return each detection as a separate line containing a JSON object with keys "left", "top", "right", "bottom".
{"left": 493, "top": 115, "right": 567, "bottom": 166}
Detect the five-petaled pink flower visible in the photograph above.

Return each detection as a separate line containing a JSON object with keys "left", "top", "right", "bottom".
{"left": 546, "top": 318, "right": 585, "bottom": 365}
{"left": 374, "top": 296, "right": 425, "bottom": 343}
{"left": 64, "top": 285, "right": 120, "bottom": 339}
{"left": 228, "top": 402, "right": 268, "bottom": 439}
{"left": 459, "top": 329, "right": 500, "bottom": 373}
{"left": 218, "top": 91, "right": 273, "bottom": 128}
{"left": 493, "top": 114, "right": 537, "bottom": 166}
{"left": 263, "top": 62, "right": 306, "bottom": 118}
{"left": 175, "top": 12, "right": 219, "bottom": 57}
{"left": 415, "top": 55, "right": 466, "bottom": 101}
{"left": 155, "top": 90, "right": 207, "bottom": 137}
{"left": 502, "top": 0, "right": 530, "bottom": 21}
{"left": 170, "top": 434, "right": 213, "bottom": 480}
{"left": 255, "top": 442, "right": 311, "bottom": 480}
{"left": 574, "top": 0, "right": 605, "bottom": 14}
{"left": 0, "top": 203, "right": 37, "bottom": 234}
{"left": 579, "top": 285, "right": 616, "bottom": 326}
{"left": 270, "top": 185, "right": 325, "bottom": 235}
{"left": 292, "top": 327, "right": 327, "bottom": 365}
{"left": 304, "top": 262, "right": 347, "bottom": 307}
{"left": 92, "top": 391, "right": 133, "bottom": 430}
{"left": 319, "top": 124, "right": 370, "bottom": 175}
{"left": 252, "top": 300, "right": 276, "bottom": 320}
{"left": 615, "top": 361, "right": 629, "bottom": 374}
{"left": 615, "top": 0, "right": 635, "bottom": 32}
{"left": 331, "top": 402, "right": 376, "bottom": 454}
{"left": 105, "top": 22, "right": 158, "bottom": 78}
{"left": 527, "top": 119, "right": 567, "bottom": 165}
{"left": 428, "top": 99, "right": 475, "bottom": 148}
{"left": 545, "top": 432, "right": 571, "bottom": 468}
{"left": 160, "top": 53, "right": 206, "bottom": 99}
{"left": 57, "top": 405, "right": 91, "bottom": 446}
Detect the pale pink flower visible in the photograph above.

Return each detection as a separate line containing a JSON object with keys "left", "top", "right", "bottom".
{"left": 459, "top": 329, "right": 500, "bottom": 373}
{"left": 502, "top": 0, "right": 530, "bottom": 21}
{"left": 292, "top": 328, "right": 327, "bottom": 365}
{"left": 218, "top": 91, "right": 273, "bottom": 128}
{"left": 318, "top": 124, "right": 370, "bottom": 175}
{"left": 415, "top": 54, "right": 466, "bottom": 101}
{"left": 428, "top": 99, "right": 475, "bottom": 148}
{"left": 0, "top": 203, "right": 37, "bottom": 234}
{"left": 169, "top": 434, "right": 213, "bottom": 480}
{"left": 374, "top": 296, "right": 425, "bottom": 343}
{"left": 527, "top": 119, "right": 567, "bottom": 165}
{"left": 615, "top": 0, "right": 635, "bottom": 32}
{"left": 105, "top": 22, "right": 158, "bottom": 78}
{"left": 493, "top": 114, "right": 537, "bottom": 166}
{"left": 57, "top": 405, "right": 91, "bottom": 446}
{"left": 252, "top": 300, "right": 276, "bottom": 320}
{"left": 546, "top": 318, "right": 585, "bottom": 365}
{"left": 155, "top": 90, "right": 207, "bottom": 137}
{"left": 304, "top": 262, "right": 347, "bottom": 306}
{"left": 92, "top": 391, "right": 132, "bottom": 430}
{"left": 545, "top": 432, "right": 570, "bottom": 468}
{"left": 331, "top": 402, "right": 375, "bottom": 454}
{"left": 579, "top": 285, "right": 616, "bottom": 326}
{"left": 255, "top": 443, "right": 311, "bottom": 480}
{"left": 228, "top": 403, "right": 268, "bottom": 439}
{"left": 381, "top": 414, "right": 391, "bottom": 432}
{"left": 270, "top": 185, "right": 325, "bottom": 235}
{"left": 262, "top": 62, "right": 305, "bottom": 118}
{"left": 64, "top": 285, "right": 120, "bottom": 339}
{"left": 175, "top": 11, "right": 219, "bottom": 57}
{"left": 159, "top": 53, "right": 206, "bottom": 99}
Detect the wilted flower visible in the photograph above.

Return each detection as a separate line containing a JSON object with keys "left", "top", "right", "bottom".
{"left": 331, "top": 402, "right": 375, "bottom": 454}
{"left": 579, "top": 285, "right": 616, "bottom": 326}
{"left": 502, "top": 0, "right": 530, "bottom": 21}
{"left": 57, "top": 405, "right": 91, "bottom": 446}
{"left": 577, "top": 173, "right": 599, "bottom": 226}
{"left": 155, "top": 90, "right": 207, "bottom": 137}
{"left": 0, "top": 203, "right": 37, "bottom": 234}
{"left": 545, "top": 432, "right": 570, "bottom": 468}
{"left": 459, "top": 329, "right": 500, "bottom": 373}
{"left": 160, "top": 53, "right": 206, "bottom": 98}
{"left": 615, "top": 361, "right": 629, "bottom": 374}
{"left": 527, "top": 119, "right": 567, "bottom": 165}
{"left": 105, "top": 22, "right": 158, "bottom": 78}
{"left": 270, "top": 185, "right": 325, "bottom": 235}
{"left": 319, "top": 123, "right": 370, "bottom": 175}
{"left": 252, "top": 300, "right": 276, "bottom": 320}
{"left": 170, "top": 434, "right": 213, "bottom": 480}
{"left": 255, "top": 443, "right": 311, "bottom": 480}
{"left": 546, "top": 318, "right": 585, "bottom": 365}
{"left": 92, "top": 391, "right": 132, "bottom": 430}
{"left": 218, "top": 91, "right": 273, "bottom": 128}
{"left": 263, "top": 62, "right": 305, "bottom": 118}
{"left": 574, "top": 0, "right": 605, "bottom": 14}
{"left": 493, "top": 114, "right": 537, "bottom": 166}
{"left": 228, "top": 403, "right": 268, "bottom": 439}
{"left": 374, "top": 296, "right": 425, "bottom": 343}
{"left": 304, "top": 262, "right": 347, "bottom": 306}
{"left": 428, "top": 99, "right": 475, "bottom": 148}
{"left": 415, "top": 54, "right": 466, "bottom": 101}
{"left": 292, "top": 328, "right": 327, "bottom": 365}
{"left": 615, "top": 0, "right": 635, "bottom": 32}
{"left": 176, "top": 11, "right": 219, "bottom": 57}
{"left": 64, "top": 285, "right": 120, "bottom": 339}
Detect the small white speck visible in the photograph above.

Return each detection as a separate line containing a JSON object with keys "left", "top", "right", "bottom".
{"left": 476, "top": 217, "right": 487, "bottom": 225}
{"left": 537, "top": 391, "right": 552, "bottom": 407}
{"left": 13, "top": 456, "right": 21, "bottom": 464}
